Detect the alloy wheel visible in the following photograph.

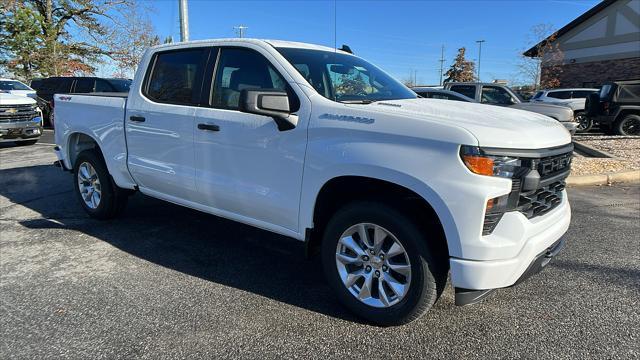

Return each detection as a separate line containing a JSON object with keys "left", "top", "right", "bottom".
{"left": 335, "top": 223, "right": 412, "bottom": 308}
{"left": 77, "top": 162, "right": 102, "bottom": 209}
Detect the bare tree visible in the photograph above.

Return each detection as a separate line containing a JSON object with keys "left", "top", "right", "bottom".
{"left": 518, "top": 24, "right": 564, "bottom": 90}
{"left": 105, "top": 2, "right": 159, "bottom": 78}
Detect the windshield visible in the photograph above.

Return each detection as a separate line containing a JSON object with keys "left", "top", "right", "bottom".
{"left": 0, "top": 80, "right": 32, "bottom": 91}
{"left": 276, "top": 48, "right": 417, "bottom": 103}
{"left": 109, "top": 79, "right": 132, "bottom": 92}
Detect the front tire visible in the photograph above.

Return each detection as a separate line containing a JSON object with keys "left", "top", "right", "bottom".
{"left": 73, "top": 150, "right": 128, "bottom": 219}
{"left": 321, "top": 202, "right": 447, "bottom": 326}
{"left": 614, "top": 114, "right": 640, "bottom": 136}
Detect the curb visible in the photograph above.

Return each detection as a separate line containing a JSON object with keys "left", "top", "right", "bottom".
{"left": 567, "top": 170, "right": 640, "bottom": 186}
{"left": 572, "top": 141, "right": 617, "bottom": 158}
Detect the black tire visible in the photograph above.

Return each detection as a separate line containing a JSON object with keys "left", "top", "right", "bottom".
{"left": 73, "top": 149, "right": 128, "bottom": 219}
{"left": 15, "top": 139, "right": 38, "bottom": 146}
{"left": 321, "top": 202, "right": 447, "bottom": 326}
{"left": 614, "top": 114, "right": 640, "bottom": 136}
{"left": 574, "top": 112, "right": 592, "bottom": 133}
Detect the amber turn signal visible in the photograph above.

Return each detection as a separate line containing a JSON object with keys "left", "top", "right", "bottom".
{"left": 462, "top": 155, "right": 494, "bottom": 176}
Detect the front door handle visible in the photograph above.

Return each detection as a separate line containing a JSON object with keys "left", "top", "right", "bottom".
{"left": 197, "top": 123, "right": 220, "bottom": 132}
{"left": 129, "top": 116, "right": 146, "bottom": 122}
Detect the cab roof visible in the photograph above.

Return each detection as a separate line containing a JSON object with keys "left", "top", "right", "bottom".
{"left": 149, "top": 38, "right": 350, "bottom": 54}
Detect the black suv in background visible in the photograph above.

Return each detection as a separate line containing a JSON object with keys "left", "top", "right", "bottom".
{"left": 586, "top": 80, "right": 640, "bottom": 135}
{"left": 33, "top": 77, "right": 131, "bottom": 125}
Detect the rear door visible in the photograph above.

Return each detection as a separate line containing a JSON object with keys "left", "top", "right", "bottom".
{"left": 125, "top": 47, "right": 210, "bottom": 201}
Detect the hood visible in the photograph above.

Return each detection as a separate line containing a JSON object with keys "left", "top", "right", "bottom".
{"left": 511, "top": 101, "right": 573, "bottom": 120}
{"left": 352, "top": 98, "right": 572, "bottom": 149}
{"left": 0, "top": 92, "right": 37, "bottom": 105}
{"left": 6, "top": 89, "right": 37, "bottom": 99}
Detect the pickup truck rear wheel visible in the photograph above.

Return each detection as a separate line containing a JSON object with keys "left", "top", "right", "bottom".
{"left": 73, "top": 150, "right": 128, "bottom": 219}
{"left": 575, "top": 112, "right": 592, "bottom": 132}
{"left": 321, "top": 202, "right": 447, "bottom": 326}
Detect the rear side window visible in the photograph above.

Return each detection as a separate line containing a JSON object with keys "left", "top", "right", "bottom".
{"left": 57, "top": 78, "right": 74, "bottom": 93}
{"left": 449, "top": 85, "right": 476, "bottom": 99}
{"left": 547, "top": 91, "right": 571, "bottom": 99}
{"left": 74, "top": 79, "right": 94, "bottom": 93}
{"left": 571, "top": 90, "right": 595, "bottom": 99}
{"left": 617, "top": 84, "right": 640, "bottom": 102}
{"left": 95, "top": 80, "right": 115, "bottom": 92}
{"left": 145, "top": 49, "right": 207, "bottom": 105}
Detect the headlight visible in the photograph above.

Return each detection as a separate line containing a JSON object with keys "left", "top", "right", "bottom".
{"left": 460, "top": 145, "right": 522, "bottom": 178}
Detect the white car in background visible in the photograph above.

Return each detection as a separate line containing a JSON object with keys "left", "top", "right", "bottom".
{"left": 0, "top": 78, "right": 37, "bottom": 99}
{"left": 532, "top": 88, "right": 598, "bottom": 132}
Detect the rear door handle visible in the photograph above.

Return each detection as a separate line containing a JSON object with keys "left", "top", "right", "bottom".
{"left": 198, "top": 123, "right": 220, "bottom": 132}
{"left": 129, "top": 116, "right": 146, "bottom": 122}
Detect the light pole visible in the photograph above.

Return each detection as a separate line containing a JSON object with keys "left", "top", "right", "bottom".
{"left": 476, "top": 40, "right": 485, "bottom": 82}
{"left": 234, "top": 25, "right": 248, "bottom": 38}
{"left": 179, "top": 0, "right": 189, "bottom": 42}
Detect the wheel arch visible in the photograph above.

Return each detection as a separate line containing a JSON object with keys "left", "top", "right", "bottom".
{"left": 303, "top": 172, "right": 460, "bottom": 258}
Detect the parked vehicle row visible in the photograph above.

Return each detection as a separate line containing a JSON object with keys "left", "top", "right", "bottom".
{"left": 54, "top": 39, "right": 572, "bottom": 325}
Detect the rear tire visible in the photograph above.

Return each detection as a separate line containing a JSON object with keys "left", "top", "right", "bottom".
{"left": 73, "top": 149, "right": 128, "bottom": 219}
{"left": 574, "top": 112, "right": 592, "bottom": 133}
{"left": 614, "top": 114, "right": 640, "bottom": 136}
{"left": 321, "top": 201, "right": 447, "bottom": 326}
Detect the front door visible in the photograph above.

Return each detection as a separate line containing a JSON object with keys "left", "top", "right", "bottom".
{"left": 126, "top": 48, "right": 209, "bottom": 201}
{"left": 192, "top": 47, "right": 308, "bottom": 232}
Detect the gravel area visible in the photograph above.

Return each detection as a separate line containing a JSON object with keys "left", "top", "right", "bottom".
{"left": 572, "top": 135, "right": 640, "bottom": 176}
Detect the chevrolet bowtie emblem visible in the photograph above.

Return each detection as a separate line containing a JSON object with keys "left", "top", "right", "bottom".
{"left": 5, "top": 108, "right": 18, "bottom": 114}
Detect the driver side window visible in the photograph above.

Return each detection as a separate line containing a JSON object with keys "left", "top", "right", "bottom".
{"left": 211, "top": 48, "right": 288, "bottom": 110}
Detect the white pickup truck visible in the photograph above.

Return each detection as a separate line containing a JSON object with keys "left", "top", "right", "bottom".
{"left": 54, "top": 39, "right": 572, "bottom": 325}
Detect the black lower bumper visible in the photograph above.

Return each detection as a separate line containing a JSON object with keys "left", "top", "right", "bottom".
{"left": 454, "top": 237, "right": 566, "bottom": 306}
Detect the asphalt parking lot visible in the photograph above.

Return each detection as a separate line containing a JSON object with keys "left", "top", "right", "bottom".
{"left": 1, "top": 131, "right": 639, "bottom": 359}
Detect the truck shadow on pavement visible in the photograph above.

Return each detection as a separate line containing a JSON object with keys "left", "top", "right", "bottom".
{"left": 1, "top": 164, "right": 361, "bottom": 323}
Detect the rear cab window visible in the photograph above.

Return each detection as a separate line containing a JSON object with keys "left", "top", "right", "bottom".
{"left": 144, "top": 48, "right": 208, "bottom": 105}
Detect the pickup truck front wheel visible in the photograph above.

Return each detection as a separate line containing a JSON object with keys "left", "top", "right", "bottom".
{"left": 73, "top": 150, "right": 128, "bottom": 219}
{"left": 321, "top": 202, "right": 446, "bottom": 326}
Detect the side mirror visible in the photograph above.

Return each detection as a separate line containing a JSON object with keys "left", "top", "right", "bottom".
{"left": 239, "top": 89, "right": 297, "bottom": 131}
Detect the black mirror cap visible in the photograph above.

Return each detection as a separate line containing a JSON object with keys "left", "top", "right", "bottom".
{"left": 239, "top": 89, "right": 296, "bottom": 131}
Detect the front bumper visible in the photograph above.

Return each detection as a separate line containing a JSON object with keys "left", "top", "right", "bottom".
{"left": 0, "top": 118, "right": 43, "bottom": 142}
{"left": 455, "top": 237, "right": 565, "bottom": 305}
{"left": 449, "top": 190, "right": 570, "bottom": 290}
{"left": 560, "top": 121, "right": 578, "bottom": 135}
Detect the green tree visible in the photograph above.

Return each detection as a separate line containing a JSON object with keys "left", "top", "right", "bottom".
{"left": 0, "top": 0, "right": 155, "bottom": 80}
{"left": 444, "top": 47, "right": 476, "bottom": 83}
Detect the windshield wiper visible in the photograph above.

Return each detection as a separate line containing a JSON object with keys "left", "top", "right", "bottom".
{"left": 338, "top": 99, "right": 377, "bottom": 104}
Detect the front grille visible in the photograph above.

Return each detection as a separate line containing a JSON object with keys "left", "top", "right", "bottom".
{"left": 517, "top": 181, "right": 565, "bottom": 218}
{"left": 536, "top": 152, "right": 572, "bottom": 178}
{"left": 0, "top": 104, "right": 38, "bottom": 123}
